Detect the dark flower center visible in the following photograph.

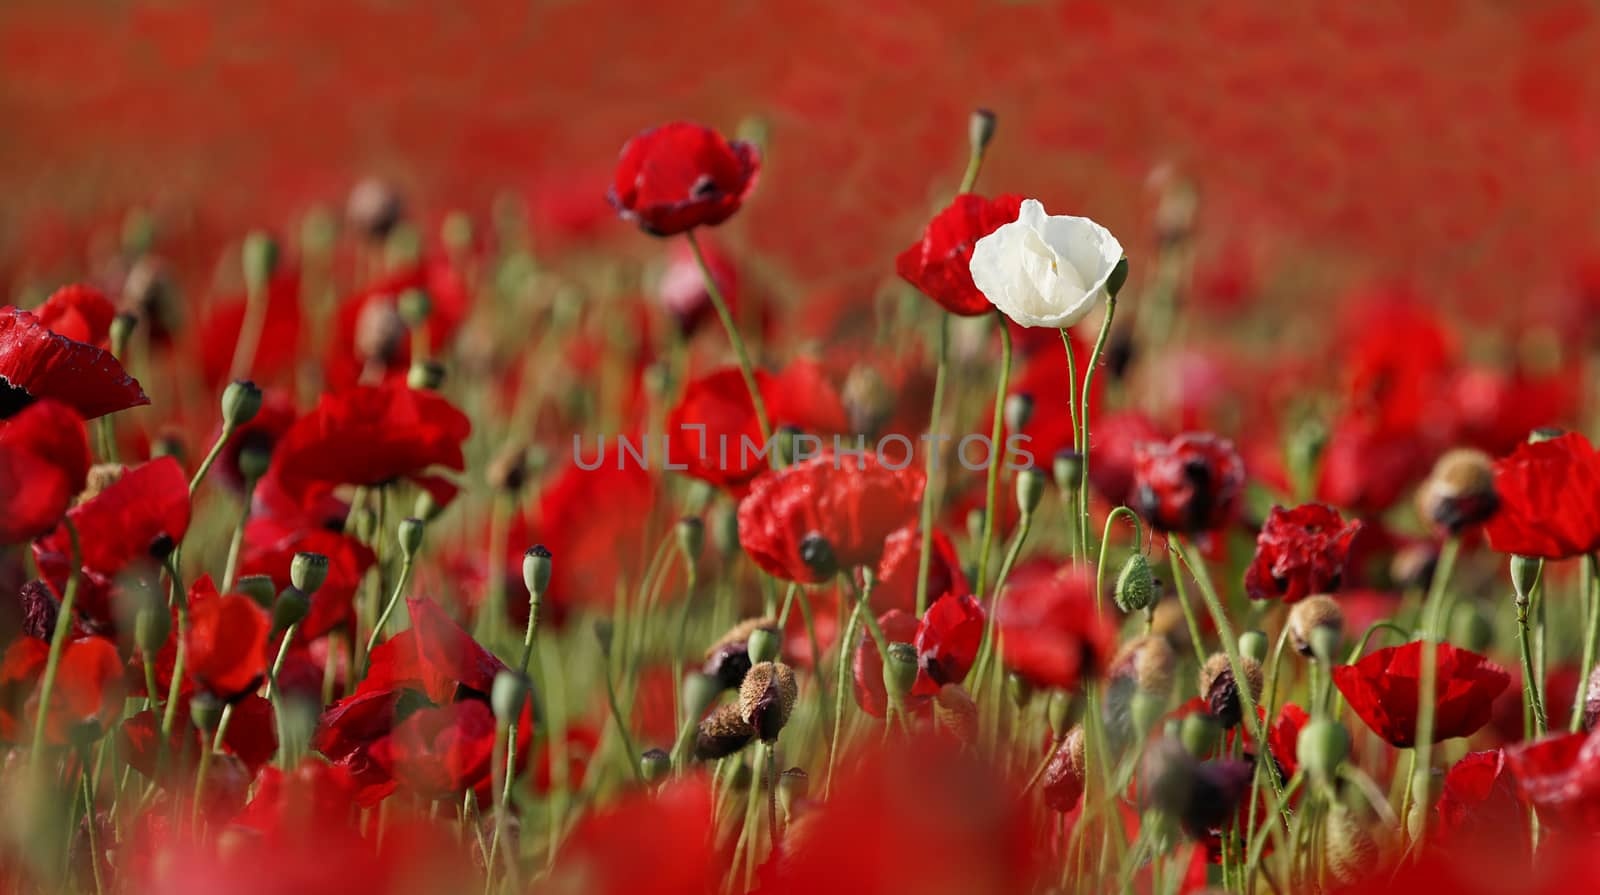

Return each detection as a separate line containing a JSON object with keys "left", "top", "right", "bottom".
{"left": 0, "top": 374, "right": 35, "bottom": 419}
{"left": 798, "top": 532, "right": 838, "bottom": 578}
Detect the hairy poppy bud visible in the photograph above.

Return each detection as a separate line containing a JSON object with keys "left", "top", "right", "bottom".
{"left": 739, "top": 661, "right": 798, "bottom": 741}
{"left": 1415, "top": 448, "right": 1498, "bottom": 532}
{"left": 396, "top": 287, "right": 431, "bottom": 328}
{"left": 1114, "top": 553, "right": 1158, "bottom": 613}
{"left": 1015, "top": 465, "right": 1046, "bottom": 515}
{"left": 486, "top": 445, "right": 529, "bottom": 494}
{"left": 1288, "top": 595, "right": 1344, "bottom": 660}
{"left": 135, "top": 602, "right": 170, "bottom": 655}
{"left": 492, "top": 670, "right": 529, "bottom": 725}
{"left": 703, "top": 618, "right": 777, "bottom": 691}
{"left": 1509, "top": 554, "right": 1541, "bottom": 601}
{"left": 271, "top": 587, "right": 310, "bottom": 634}
{"left": 191, "top": 692, "right": 225, "bottom": 732}
{"left": 1200, "top": 653, "right": 1262, "bottom": 729}
{"left": 523, "top": 545, "right": 552, "bottom": 601}
{"left": 640, "top": 748, "right": 671, "bottom": 783}
{"left": 1389, "top": 541, "right": 1438, "bottom": 592}
{"left": 1053, "top": 449, "right": 1083, "bottom": 495}
{"left": 882, "top": 642, "right": 918, "bottom": 702}
{"left": 1179, "top": 711, "right": 1221, "bottom": 757}
{"left": 355, "top": 302, "right": 407, "bottom": 367}
{"left": 241, "top": 231, "right": 278, "bottom": 292}
{"left": 747, "top": 627, "right": 781, "bottom": 665}
{"left": 347, "top": 177, "right": 406, "bottom": 243}
{"left": 236, "top": 575, "right": 277, "bottom": 608}
{"left": 407, "top": 360, "right": 446, "bottom": 391}
{"left": 1042, "top": 726, "right": 1088, "bottom": 812}
{"left": 1326, "top": 803, "right": 1380, "bottom": 885}
{"left": 933, "top": 683, "right": 979, "bottom": 744}
{"left": 695, "top": 703, "right": 755, "bottom": 760}
{"left": 1296, "top": 718, "right": 1350, "bottom": 783}
{"left": 397, "top": 517, "right": 425, "bottom": 561}
{"left": 676, "top": 517, "right": 705, "bottom": 565}
{"left": 968, "top": 108, "right": 998, "bottom": 154}
{"left": 1004, "top": 392, "right": 1034, "bottom": 433}
{"left": 221, "top": 379, "right": 263, "bottom": 429}
{"left": 290, "top": 551, "right": 329, "bottom": 595}
{"left": 1110, "top": 635, "right": 1177, "bottom": 698}
{"left": 1238, "top": 630, "right": 1269, "bottom": 664}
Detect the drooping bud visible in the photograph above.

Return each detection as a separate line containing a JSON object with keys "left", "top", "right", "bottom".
{"left": 406, "top": 360, "right": 446, "bottom": 391}
{"left": 1414, "top": 448, "right": 1498, "bottom": 533}
{"left": 681, "top": 672, "right": 720, "bottom": 723}
{"left": 1105, "top": 257, "right": 1130, "bottom": 300}
{"left": 1199, "top": 653, "right": 1262, "bottom": 730}
{"left": 1285, "top": 417, "right": 1329, "bottom": 493}
{"left": 965, "top": 508, "right": 986, "bottom": 545}
{"left": 110, "top": 311, "right": 138, "bottom": 358}
{"left": 1052, "top": 450, "right": 1083, "bottom": 495}
{"left": 1179, "top": 711, "right": 1221, "bottom": 757}
{"left": 882, "top": 642, "right": 919, "bottom": 702}
{"left": 487, "top": 444, "right": 529, "bottom": 494}
{"left": 271, "top": 587, "right": 311, "bottom": 634}
{"left": 1296, "top": 718, "right": 1351, "bottom": 783}
{"left": 640, "top": 748, "right": 671, "bottom": 783}
{"left": 738, "top": 661, "right": 798, "bottom": 742}
{"left": 492, "top": 670, "right": 529, "bottom": 725}
{"left": 1004, "top": 392, "right": 1034, "bottom": 433}
{"left": 1288, "top": 595, "right": 1344, "bottom": 660}
{"left": 711, "top": 502, "right": 739, "bottom": 560}
{"left": 746, "top": 627, "right": 781, "bottom": 665}
{"left": 238, "top": 442, "right": 273, "bottom": 483}
{"left": 1042, "top": 726, "right": 1088, "bottom": 812}
{"left": 395, "top": 517, "right": 425, "bottom": 562}
{"left": 694, "top": 703, "right": 756, "bottom": 760}
{"left": 933, "top": 683, "right": 979, "bottom": 744}
{"left": 135, "top": 601, "right": 171, "bottom": 655}
{"left": 355, "top": 302, "right": 407, "bottom": 367}
{"left": 1130, "top": 691, "right": 1166, "bottom": 740}
{"left": 1007, "top": 672, "right": 1033, "bottom": 709}
{"left": 235, "top": 575, "right": 277, "bottom": 608}
{"left": 1238, "top": 630, "right": 1269, "bottom": 664}
{"left": 1047, "top": 690, "right": 1074, "bottom": 737}
{"left": 676, "top": 516, "right": 705, "bottom": 566}
{"left": 1114, "top": 553, "right": 1158, "bottom": 613}
{"left": 593, "top": 619, "right": 614, "bottom": 658}
{"left": 703, "top": 617, "right": 778, "bottom": 691}
{"left": 1015, "top": 465, "right": 1045, "bottom": 515}
{"left": 221, "top": 379, "right": 263, "bottom": 429}
{"left": 290, "top": 552, "right": 330, "bottom": 595}
{"left": 1389, "top": 541, "right": 1438, "bottom": 592}
{"left": 774, "top": 426, "right": 801, "bottom": 467}
{"left": 968, "top": 108, "right": 998, "bottom": 155}
{"left": 241, "top": 231, "right": 278, "bottom": 292}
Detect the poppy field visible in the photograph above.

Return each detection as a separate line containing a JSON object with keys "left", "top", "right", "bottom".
{"left": 5, "top": 3, "right": 1600, "bottom": 894}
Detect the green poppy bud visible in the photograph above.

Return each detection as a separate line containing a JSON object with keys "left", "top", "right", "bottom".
{"left": 1052, "top": 450, "right": 1083, "bottom": 494}
{"left": 492, "top": 670, "right": 529, "bottom": 725}
{"left": 1238, "top": 630, "right": 1269, "bottom": 664}
{"left": 640, "top": 748, "right": 671, "bottom": 783}
{"left": 236, "top": 575, "right": 277, "bottom": 608}
{"left": 241, "top": 231, "right": 279, "bottom": 291}
{"left": 1015, "top": 465, "right": 1046, "bottom": 515}
{"left": 272, "top": 587, "right": 311, "bottom": 634}
{"left": 747, "top": 627, "right": 781, "bottom": 665}
{"left": 290, "top": 551, "right": 330, "bottom": 595}
{"left": 1179, "top": 711, "right": 1220, "bottom": 757}
{"left": 882, "top": 642, "right": 918, "bottom": 701}
{"left": 968, "top": 108, "right": 997, "bottom": 154}
{"left": 397, "top": 517, "right": 425, "bottom": 561}
{"left": 221, "top": 379, "right": 263, "bottom": 429}
{"left": 1114, "top": 553, "right": 1158, "bottom": 613}
{"left": 1296, "top": 718, "right": 1351, "bottom": 784}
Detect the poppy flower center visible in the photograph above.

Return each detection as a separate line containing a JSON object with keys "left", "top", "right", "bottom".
{"left": 0, "top": 374, "right": 35, "bottom": 419}
{"left": 798, "top": 532, "right": 838, "bottom": 578}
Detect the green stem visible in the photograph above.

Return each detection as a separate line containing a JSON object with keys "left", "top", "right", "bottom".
{"left": 914, "top": 315, "right": 950, "bottom": 617}
{"left": 1076, "top": 297, "right": 1118, "bottom": 560}
{"left": 1406, "top": 535, "right": 1460, "bottom": 846}
{"left": 967, "top": 510, "right": 1033, "bottom": 691}
{"left": 1092, "top": 506, "right": 1143, "bottom": 614}
{"left": 1572, "top": 555, "right": 1600, "bottom": 733}
{"left": 188, "top": 424, "right": 236, "bottom": 496}
{"left": 30, "top": 520, "right": 83, "bottom": 772}
{"left": 1059, "top": 330, "right": 1083, "bottom": 561}
{"left": 221, "top": 476, "right": 259, "bottom": 591}
{"left": 363, "top": 556, "right": 417, "bottom": 672}
{"left": 686, "top": 229, "right": 771, "bottom": 446}
{"left": 229, "top": 278, "right": 269, "bottom": 381}
{"left": 974, "top": 313, "right": 1012, "bottom": 601}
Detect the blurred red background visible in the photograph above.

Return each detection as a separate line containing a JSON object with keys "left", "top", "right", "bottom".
{"left": 3, "top": 0, "right": 1598, "bottom": 311}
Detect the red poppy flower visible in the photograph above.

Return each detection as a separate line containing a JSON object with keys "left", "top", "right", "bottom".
{"left": 185, "top": 575, "right": 270, "bottom": 701}
{"left": 196, "top": 272, "right": 302, "bottom": 386}
{"left": 895, "top": 193, "right": 1025, "bottom": 316}
{"left": 1131, "top": 432, "right": 1246, "bottom": 536}
{"left": 851, "top": 609, "right": 919, "bottom": 719}
{"left": 869, "top": 523, "right": 968, "bottom": 616}
{"left": 1316, "top": 413, "right": 1438, "bottom": 515}
{"left": 33, "top": 456, "right": 191, "bottom": 627}
{"left": 324, "top": 258, "right": 471, "bottom": 389}
{"left": 0, "top": 306, "right": 148, "bottom": 420}
{"left": 608, "top": 121, "right": 760, "bottom": 236}
{"left": 0, "top": 399, "right": 89, "bottom": 543}
{"left": 914, "top": 592, "right": 984, "bottom": 696}
{"left": 1243, "top": 503, "right": 1363, "bottom": 603}
{"left": 656, "top": 236, "right": 739, "bottom": 336}
{"left": 311, "top": 688, "right": 404, "bottom": 806}
{"left": 550, "top": 777, "right": 719, "bottom": 895}
{"left": 1434, "top": 749, "right": 1528, "bottom": 850}
{"left": 737, "top": 454, "right": 924, "bottom": 584}
{"left": 0, "top": 637, "right": 48, "bottom": 741}
{"left": 665, "top": 361, "right": 848, "bottom": 493}
{"left": 1452, "top": 365, "right": 1582, "bottom": 457}
{"left": 1504, "top": 727, "right": 1600, "bottom": 831}
{"left": 270, "top": 383, "right": 470, "bottom": 506}
{"left": 994, "top": 560, "right": 1116, "bottom": 691}
{"left": 212, "top": 388, "right": 295, "bottom": 492}
{"left": 122, "top": 693, "right": 279, "bottom": 778}
{"left": 368, "top": 700, "right": 499, "bottom": 801}
{"left": 1484, "top": 432, "right": 1600, "bottom": 560}
{"left": 359, "top": 598, "right": 506, "bottom": 704}
{"left": 1332, "top": 641, "right": 1510, "bottom": 748}
{"left": 34, "top": 284, "right": 115, "bottom": 346}
{"left": 236, "top": 521, "right": 375, "bottom": 640}
{"left": 27, "top": 636, "right": 124, "bottom": 745}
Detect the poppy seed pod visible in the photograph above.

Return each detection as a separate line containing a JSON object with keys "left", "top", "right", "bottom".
{"left": 1296, "top": 718, "right": 1351, "bottom": 783}
{"left": 1509, "top": 554, "right": 1541, "bottom": 600}
{"left": 1042, "top": 726, "right": 1088, "bottom": 812}
{"left": 739, "top": 661, "right": 798, "bottom": 741}
{"left": 1238, "top": 630, "right": 1269, "bottom": 664}
{"left": 1053, "top": 450, "right": 1083, "bottom": 495}
{"left": 1414, "top": 448, "right": 1498, "bottom": 533}
{"left": 491, "top": 670, "right": 529, "bottom": 725}
{"left": 694, "top": 703, "right": 756, "bottom": 761}
{"left": 221, "top": 380, "right": 263, "bottom": 429}
{"left": 235, "top": 575, "right": 277, "bottom": 608}
{"left": 1288, "top": 595, "right": 1344, "bottom": 660}
{"left": 703, "top": 617, "right": 777, "bottom": 691}
{"left": 397, "top": 517, "right": 425, "bottom": 561}
{"left": 271, "top": 586, "right": 310, "bottom": 634}
{"left": 640, "top": 748, "right": 671, "bottom": 783}
{"left": 134, "top": 602, "right": 170, "bottom": 655}
{"left": 969, "top": 108, "right": 997, "bottom": 154}
{"left": 240, "top": 231, "right": 278, "bottom": 291}
{"left": 1004, "top": 392, "right": 1034, "bottom": 433}
{"left": 933, "top": 683, "right": 979, "bottom": 744}
{"left": 396, "top": 287, "right": 432, "bottom": 328}
{"left": 1114, "top": 553, "right": 1158, "bottom": 613}
{"left": 523, "top": 545, "right": 553, "bottom": 599}
{"left": 290, "top": 552, "right": 330, "bottom": 595}
{"left": 1200, "top": 653, "right": 1262, "bottom": 730}
{"left": 1015, "top": 465, "right": 1046, "bottom": 515}
{"left": 882, "top": 642, "right": 919, "bottom": 701}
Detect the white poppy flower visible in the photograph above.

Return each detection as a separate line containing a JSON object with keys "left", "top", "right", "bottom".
{"left": 968, "top": 199, "right": 1125, "bottom": 328}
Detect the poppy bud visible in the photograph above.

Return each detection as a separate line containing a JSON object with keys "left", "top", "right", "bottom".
{"left": 1326, "top": 803, "right": 1380, "bottom": 885}
{"left": 523, "top": 545, "right": 553, "bottom": 600}
{"left": 1130, "top": 690, "right": 1166, "bottom": 739}
{"left": 739, "top": 661, "right": 798, "bottom": 741}
{"left": 1106, "top": 256, "right": 1131, "bottom": 300}
{"left": 135, "top": 602, "right": 170, "bottom": 655}
{"left": 1042, "top": 726, "right": 1088, "bottom": 812}
{"left": 300, "top": 206, "right": 338, "bottom": 257}
{"left": 290, "top": 551, "right": 330, "bottom": 595}
{"left": 236, "top": 575, "right": 277, "bottom": 608}
{"left": 398, "top": 288, "right": 432, "bottom": 330}
{"left": 241, "top": 231, "right": 278, "bottom": 291}
{"left": 1414, "top": 448, "right": 1498, "bottom": 533}
{"left": 1110, "top": 635, "right": 1177, "bottom": 698}
{"left": 347, "top": 177, "right": 406, "bottom": 243}
{"left": 110, "top": 311, "right": 138, "bottom": 357}
{"left": 1389, "top": 541, "right": 1438, "bottom": 592}
{"left": 1200, "top": 653, "right": 1262, "bottom": 729}
{"left": 492, "top": 670, "right": 529, "bottom": 725}
{"left": 397, "top": 517, "right": 425, "bottom": 561}
{"left": 1048, "top": 690, "right": 1074, "bottom": 737}
{"left": 413, "top": 488, "right": 443, "bottom": 522}
{"left": 968, "top": 108, "right": 997, "bottom": 154}
{"left": 1114, "top": 553, "right": 1158, "bottom": 613}
{"left": 841, "top": 366, "right": 892, "bottom": 437}
{"left": 1238, "top": 630, "right": 1269, "bottom": 664}
{"left": 1451, "top": 603, "right": 1494, "bottom": 654}
{"left": 1296, "top": 718, "right": 1350, "bottom": 783}
{"left": 407, "top": 360, "right": 446, "bottom": 391}
{"left": 355, "top": 302, "right": 407, "bottom": 367}
{"left": 1288, "top": 595, "right": 1344, "bottom": 660}
{"left": 220, "top": 380, "right": 262, "bottom": 430}
{"left": 682, "top": 672, "right": 720, "bottom": 722}
{"left": 150, "top": 435, "right": 186, "bottom": 467}
{"left": 1179, "top": 711, "right": 1220, "bottom": 757}
{"left": 747, "top": 627, "right": 781, "bottom": 665}
{"left": 703, "top": 617, "right": 776, "bottom": 691}
{"left": 711, "top": 502, "right": 740, "bottom": 560}
{"left": 1509, "top": 554, "right": 1541, "bottom": 601}
{"left": 441, "top": 211, "right": 474, "bottom": 254}
{"left": 933, "top": 683, "right": 979, "bottom": 744}
{"left": 191, "top": 692, "right": 225, "bottom": 732}
{"left": 676, "top": 516, "right": 705, "bottom": 565}
{"left": 1007, "top": 672, "right": 1033, "bottom": 708}
{"left": 271, "top": 587, "right": 310, "bottom": 634}
{"left": 1053, "top": 450, "right": 1083, "bottom": 495}
{"left": 694, "top": 703, "right": 756, "bottom": 760}
{"left": 594, "top": 619, "right": 614, "bottom": 658}
{"left": 882, "top": 642, "right": 918, "bottom": 702}
{"left": 238, "top": 443, "right": 272, "bottom": 483}
{"left": 1015, "top": 465, "right": 1046, "bottom": 515}
{"left": 1004, "top": 392, "right": 1034, "bottom": 432}
{"left": 640, "top": 748, "right": 671, "bottom": 783}
{"left": 797, "top": 531, "right": 839, "bottom": 579}
{"left": 965, "top": 508, "right": 986, "bottom": 544}
{"left": 778, "top": 767, "right": 809, "bottom": 818}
